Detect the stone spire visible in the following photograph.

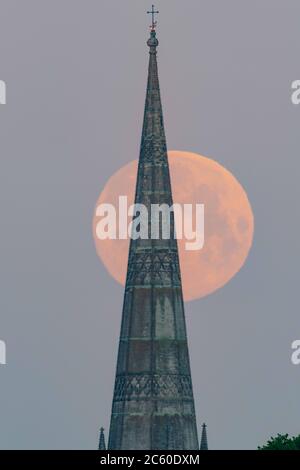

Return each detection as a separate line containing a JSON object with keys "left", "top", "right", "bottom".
{"left": 107, "top": 12, "right": 199, "bottom": 450}
{"left": 200, "top": 423, "right": 208, "bottom": 450}
{"left": 98, "top": 427, "right": 106, "bottom": 450}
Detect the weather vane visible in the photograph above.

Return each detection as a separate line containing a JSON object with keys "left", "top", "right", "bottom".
{"left": 147, "top": 4, "right": 159, "bottom": 31}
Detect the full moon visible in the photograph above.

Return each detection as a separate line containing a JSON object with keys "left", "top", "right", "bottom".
{"left": 93, "top": 151, "right": 254, "bottom": 301}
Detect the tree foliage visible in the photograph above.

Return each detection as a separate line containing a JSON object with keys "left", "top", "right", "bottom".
{"left": 259, "top": 434, "right": 300, "bottom": 450}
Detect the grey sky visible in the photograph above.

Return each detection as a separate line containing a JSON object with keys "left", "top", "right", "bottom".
{"left": 0, "top": 0, "right": 299, "bottom": 449}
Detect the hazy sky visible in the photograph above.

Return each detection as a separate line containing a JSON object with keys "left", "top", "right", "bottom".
{"left": 0, "top": 0, "right": 299, "bottom": 450}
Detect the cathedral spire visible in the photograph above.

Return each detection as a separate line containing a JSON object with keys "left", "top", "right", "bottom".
{"left": 200, "top": 423, "right": 208, "bottom": 450}
{"left": 98, "top": 427, "right": 106, "bottom": 450}
{"left": 107, "top": 11, "right": 199, "bottom": 451}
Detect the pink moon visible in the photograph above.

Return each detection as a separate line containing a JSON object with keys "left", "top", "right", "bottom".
{"left": 93, "top": 151, "right": 254, "bottom": 301}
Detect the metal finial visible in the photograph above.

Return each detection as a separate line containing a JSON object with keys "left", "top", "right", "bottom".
{"left": 147, "top": 5, "right": 159, "bottom": 31}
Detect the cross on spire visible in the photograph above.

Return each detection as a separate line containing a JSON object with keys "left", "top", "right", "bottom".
{"left": 147, "top": 5, "right": 159, "bottom": 31}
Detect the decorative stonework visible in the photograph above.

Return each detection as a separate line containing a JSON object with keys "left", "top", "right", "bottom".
{"left": 126, "top": 250, "right": 182, "bottom": 287}
{"left": 113, "top": 374, "right": 194, "bottom": 401}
